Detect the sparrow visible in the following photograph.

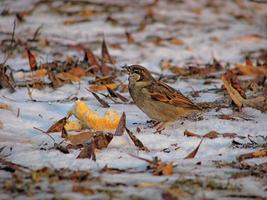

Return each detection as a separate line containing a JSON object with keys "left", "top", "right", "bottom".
{"left": 123, "top": 65, "right": 201, "bottom": 132}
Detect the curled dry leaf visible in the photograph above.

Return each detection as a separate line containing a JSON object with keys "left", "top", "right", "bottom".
{"left": 126, "top": 127, "right": 149, "bottom": 152}
{"left": 237, "top": 148, "right": 267, "bottom": 162}
{"left": 26, "top": 49, "right": 37, "bottom": 70}
{"left": 47, "top": 117, "right": 67, "bottom": 133}
{"left": 184, "top": 138, "right": 203, "bottom": 159}
{"left": 114, "top": 112, "right": 126, "bottom": 136}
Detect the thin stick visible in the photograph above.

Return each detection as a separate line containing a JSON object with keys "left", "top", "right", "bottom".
{"left": 33, "top": 127, "right": 55, "bottom": 142}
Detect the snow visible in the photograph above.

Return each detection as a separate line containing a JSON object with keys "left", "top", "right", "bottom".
{"left": 0, "top": 0, "right": 267, "bottom": 199}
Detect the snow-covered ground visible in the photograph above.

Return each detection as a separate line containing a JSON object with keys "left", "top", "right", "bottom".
{"left": 0, "top": 0, "right": 267, "bottom": 199}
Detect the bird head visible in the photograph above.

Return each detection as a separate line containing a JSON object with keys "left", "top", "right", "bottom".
{"left": 122, "top": 65, "right": 154, "bottom": 83}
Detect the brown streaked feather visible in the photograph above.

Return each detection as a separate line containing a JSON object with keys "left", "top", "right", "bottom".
{"left": 142, "top": 81, "right": 201, "bottom": 110}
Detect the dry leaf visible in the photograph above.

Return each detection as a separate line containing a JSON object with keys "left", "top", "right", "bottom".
{"left": 89, "top": 83, "right": 117, "bottom": 92}
{"left": 91, "top": 92, "right": 110, "bottom": 108}
{"left": 72, "top": 185, "right": 95, "bottom": 195}
{"left": 48, "top": 71, "right": 63, "bottom": 88}
{"left": 0, "top": 103, "right": 12, "bottom": 111}
{"left": 0, "top": 64, "right": 16, "bottom": 92}
{"left": 184, "top": 130, "right": 201, "bottom": 138}
{"left": 47, "top": 117, "right": 67, "bottom": 133}
{"left": 203, "top": 131, "right": 219, "bottom": 139}
{"left": 235, "top": 34, "right": 264, "bottom": 43}
{"left": 169, "top": 37, "right": 184, "bottom": 45}
{"left": 184, "top": 138, "right": 203, "bottom": 159}
{"left": 107, "top": 86, "right": 129, "bottom": 102}
{"left": 84, "top": 48, "right": 100, "bottom": 73}
{"left": 35, "top": 68, "right": 47, "bottom": 78}
{"left": 67, "top": 131, "right": 113, "bottom": 150}
{"left": 67, "top": 131, "right": 94, "bottom": 145}
{"left": 102, "top": 38, "right": 114, "bottom": 64}
{"left": 222, "top": 71, "right": 267, "bottom": 110}
{"left": 126, "top": 128, "right": 149, "bottom": 152}
{"left": 56, "top": 72, "right": 81, "bottom": 82}
{"left": 77, "top": 142, "right": 96, "bottom": 161}
{"left": 237, "top": 148, "right": 267, "bottom": 162}
{"left": 93, "top": 132, "right": 113, "bottom": 149}
{"left": 114, "top": 112, "right": 126, "bottom": 136}
{"left": 125, "top": 31, "right": 135, "bottom": 44}
{"left": 130, "top": 155, "right": 173, "bottom": 176}
{"left": 68, "top": 67, "right": 86, "bottom": 78}
{"left": 27, "top": 49, "right": 37, "bottom": 70}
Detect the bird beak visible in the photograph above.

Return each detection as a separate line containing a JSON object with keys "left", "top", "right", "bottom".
{"left": 121, "top": 65, "right": 130, "bottom": 74}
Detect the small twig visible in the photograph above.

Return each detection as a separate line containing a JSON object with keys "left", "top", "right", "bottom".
{"left": 33, "top": 126, "right": 56, "bottom": 142}
{"left": 3, "top": 19, "right": 16, "bottom": 65}
{"left": 16, "top": 108, "right": 20, "bottom": 118}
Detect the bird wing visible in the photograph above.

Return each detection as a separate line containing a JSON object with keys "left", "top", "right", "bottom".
{"left": 142, "top": 81, "right": 201, "bottom": 110}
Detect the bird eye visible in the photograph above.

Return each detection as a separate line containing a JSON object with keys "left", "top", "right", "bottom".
{"left": 133, "top": 69, "right": 139, "bottom": 74}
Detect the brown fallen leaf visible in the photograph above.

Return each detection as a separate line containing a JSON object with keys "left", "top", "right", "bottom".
{"left": 203, "top": 131, "right": 219, "bottom": 139}
{"left": 114, "top": 112, "right": 126, "bottom": 136}
{"left": 89, "top": 83, "right": 117, "bottom": 92}
{"left": 130, "top": 154, "right": 173, "bottom": 176}
{"left": 61, "top": 127, "right": 68, "bottom": 138}
{"left": 184, "top": 138, "right": 203, "bottom": 159}
{"left": 0, "top": 64, "right": 16, "bottom": 92}
{"left": 235, "top": 34, "right": 264, "bottom": 43}
{"left": 222, "top": 71, "right": 267, "bottom": 111}
{"left": 237, "top": 148, "right": 267, "bottom": 162}
{"left": 99, "top": 62, "right": 111, "bottom": 76}
{"left": 77, "top": 142, "right": 96, "bottom": 161}
{"left": 93, "top": 132, "right": 113, "bottom": 150}
{"left": 184, "top": 130, "right": 201, "bottom": 138}
{"left": 67, "top": 131, "right": 113, "bottom": 150}
{"left": 101, "top": 38, "right": 114, "bottom": 64}
{"left": 47, "top": 117, "right": 67, "bottom": 133}
{"left": 72, "top": 185, "right": 95, "bottom": 195}
{"left": 48, "top": 71, "right": 63, "bottom": 89}
{"left": 67, "top": 131, "right": 94, "bottom": 145}
{"left": 26, "top": 49, "right": 37, "bottom": 70}
{"left": 184, "top": 130, "right": 245, "bottom": 140}
{"left": 90, "top": 91, "right": 110, "bottom": 108}
{"left": 68, "top": 67, "right": 86, "bottom": 78}
{"left": 126, "top": 128, "right": 149, "bottom": 152}
{"left": 107, "top": 86, "right": 129, "bottom": 102}
{"left": 84, "top": 48, "right": 100, "bottom": 73}
{"left": 125, "top": 31, "right": 135, "bottom": 44}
